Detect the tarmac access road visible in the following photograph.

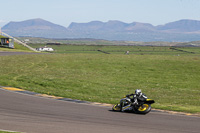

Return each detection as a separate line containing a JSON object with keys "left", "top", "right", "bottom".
{"left": 0, "top": 88, "right": 200, "bottom": 133}
{"left": 0, "top": 51, "right": 43, "bottom": 56}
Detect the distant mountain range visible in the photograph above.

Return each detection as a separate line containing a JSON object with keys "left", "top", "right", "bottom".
{"left": 2, "top": 18, "right": 200, "bottom": 42}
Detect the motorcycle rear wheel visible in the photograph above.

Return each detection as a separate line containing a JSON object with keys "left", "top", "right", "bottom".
{"left": 135, "top": 104, "right": 151, "bottom": 114}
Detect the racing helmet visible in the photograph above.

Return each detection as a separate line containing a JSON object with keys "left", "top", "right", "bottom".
{"left": 135, "top": 89, "right": 142, "bottom": 95}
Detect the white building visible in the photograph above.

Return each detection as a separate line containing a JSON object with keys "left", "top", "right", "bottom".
{"left": 36, "top": 46, "right": 54, "bottom": 52}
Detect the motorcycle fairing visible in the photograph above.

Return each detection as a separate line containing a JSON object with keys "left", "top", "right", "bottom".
{"left": 145, "top": 99, "right": 155, "bottom": 104}
{"left": 122, "top": 104, "right": 132, "bottom": 111}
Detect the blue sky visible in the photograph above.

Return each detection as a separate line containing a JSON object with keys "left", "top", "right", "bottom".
{"left": 0, "top": 0, "right": 200, "bottom": 27}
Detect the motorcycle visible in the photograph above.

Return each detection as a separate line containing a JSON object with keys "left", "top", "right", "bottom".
{"left": 112, "top": 94, "right": 155, "bottom": 114}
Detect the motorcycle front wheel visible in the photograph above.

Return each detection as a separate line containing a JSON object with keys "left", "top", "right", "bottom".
{"left": 112, "top": 103, "right": 121, "bottom": 111}
{"left": 135, "top": 104, "right": 151, "bottom": 114}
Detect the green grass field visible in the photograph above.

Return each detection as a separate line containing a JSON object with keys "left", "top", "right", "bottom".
{"left": 28, "top": 43, "right": 200, "bottom": 55}
{"left": 0, "top": 46, "right": 200, "bottom": 113}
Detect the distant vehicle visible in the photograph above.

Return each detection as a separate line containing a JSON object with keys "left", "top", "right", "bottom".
{"left": 36, "top": 46, "right": 54, "bottom": 52}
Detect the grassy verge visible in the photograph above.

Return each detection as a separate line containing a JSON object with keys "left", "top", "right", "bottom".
{"left": 0, "top": 35, "right": 32, "bottom": 52}
{"left": 13, "top": 42, "right": 32, "bottom": 51}
{"left": 0, "top": 131, "right": 20, "bottom": 133}
{"left": 0, "top": 42, "right": 33, "bottom": 52}
{"left": 0, "top": 53, "right": 199, "bottom": 113}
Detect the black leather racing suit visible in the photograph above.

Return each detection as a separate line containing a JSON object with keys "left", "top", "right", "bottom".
{"left": 126, "top": 93, "right": 147, "bottom": 105}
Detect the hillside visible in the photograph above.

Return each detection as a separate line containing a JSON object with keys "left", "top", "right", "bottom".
{"left": 157, "top": 19, "right": 200, "bottom": 33}
{"left": 2, "top": 18, "right": 68, "bottom": 38}
{"left": 2, "top": 18, "right": 200, "bottom": 42}
{"left": 68, "top": 20, "right": 156, "bottom": 32}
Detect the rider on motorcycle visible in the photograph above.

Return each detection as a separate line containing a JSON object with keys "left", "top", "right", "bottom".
{"left": 113, "top": 89, "right": 154, "bottom": 113}
{"left": 126, "top": 89, "right": 147, "bottom": 105}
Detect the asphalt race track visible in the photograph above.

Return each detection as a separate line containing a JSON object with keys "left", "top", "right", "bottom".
{"left": 0, "top": 52, "right": 200, "bottom": 133}
{"left": 0, "top": 88, "right": 199, "bottom": 133}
